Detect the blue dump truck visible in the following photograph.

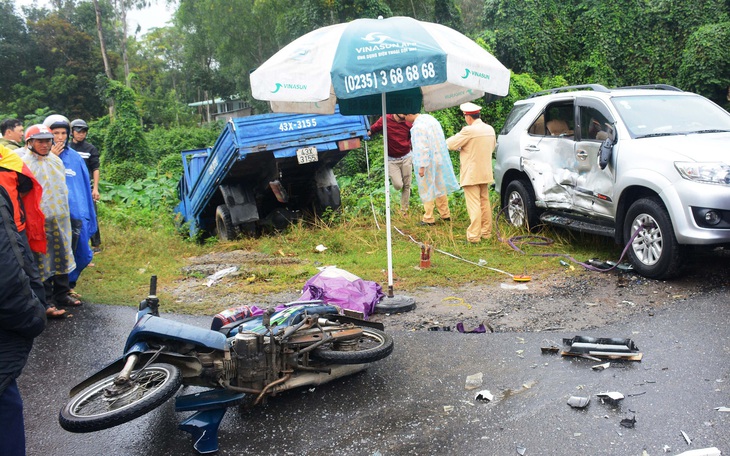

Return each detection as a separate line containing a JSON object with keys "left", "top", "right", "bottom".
{"left": 175, "top": 109, "right": 369, "bottom": 239}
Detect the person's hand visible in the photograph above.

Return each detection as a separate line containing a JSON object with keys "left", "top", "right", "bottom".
{"left": 419, "top": 167, "right": 425, "bottom": 177}
{"left": 92, "top": 188, "right": 100, "bottom": 202}
{"left": 51, "top": 142, "right": 64, "bottom": 155}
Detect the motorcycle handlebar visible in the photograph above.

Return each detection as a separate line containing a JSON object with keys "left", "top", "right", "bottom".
{"left": 149, "top": 275, "right": 157, "bottom": 296}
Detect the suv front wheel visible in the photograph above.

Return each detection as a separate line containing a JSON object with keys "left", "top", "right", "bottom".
{"left": 504, "top": 180, "right": 540, "bottom": 231}
{"left": 624, "top": 197, "right": 683, "bottom": 279}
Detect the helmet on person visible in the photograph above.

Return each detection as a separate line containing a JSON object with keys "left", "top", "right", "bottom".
{"left": 24, "top": 124, "right": 54, "bottom": 142}
{"left": 43, "top": 114, "right": 71, "bottom": 132}
{"left": 70, "top": 119, "right": 89, "bottom": 131}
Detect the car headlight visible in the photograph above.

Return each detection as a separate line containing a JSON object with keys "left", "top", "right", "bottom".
{"left": 675, "top": 162, "right": 730, "bottom": 186}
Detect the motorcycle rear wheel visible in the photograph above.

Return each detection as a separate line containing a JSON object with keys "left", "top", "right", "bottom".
{"left": 312, "top": 328, "right": 393, "bottom": 364}
{"left": 59, "top": 363, "right": 182, "bottom": 433}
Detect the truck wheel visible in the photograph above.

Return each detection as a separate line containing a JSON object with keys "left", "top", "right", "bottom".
{"left": 503, "top": 180, "right": 540, "bottom": 231}
{"left": 215, "top": 205, "right": 237, "bottom": 241}
{"left": 623, "top": 197, "right": 683, "bottom": 279}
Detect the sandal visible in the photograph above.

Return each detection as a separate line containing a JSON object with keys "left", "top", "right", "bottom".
{"left": 46, "top": 306, "right": 68, "bottom": 319}
{"left": 57, "top": 295, "right": 83, "bottom": 307}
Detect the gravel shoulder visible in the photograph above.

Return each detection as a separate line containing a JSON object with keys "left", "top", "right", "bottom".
{"left": 169, "top": 248, "right": 730, "bottom": 333}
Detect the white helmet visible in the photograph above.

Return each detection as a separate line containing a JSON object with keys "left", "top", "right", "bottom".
{"left": 43, "top": 114, "right": 71, "bottom": 132}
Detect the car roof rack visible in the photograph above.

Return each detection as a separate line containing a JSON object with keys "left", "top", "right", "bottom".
{"left": 528, "top": 84, "right": 610, "bottom": 98}
{"left": 613, "top": 84, "right": 683, "bottom": 92}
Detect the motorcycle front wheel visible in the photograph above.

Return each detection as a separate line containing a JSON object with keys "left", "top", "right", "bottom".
{"left": 312, "top": 328, "right": 393, "bottom": 364}
{"left": 59, "top": 363, "right": 182, "bottom": 433}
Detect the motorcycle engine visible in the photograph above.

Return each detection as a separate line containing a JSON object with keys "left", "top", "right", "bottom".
{"left": 232, "top": 332, "right": 268, "bottom": 390}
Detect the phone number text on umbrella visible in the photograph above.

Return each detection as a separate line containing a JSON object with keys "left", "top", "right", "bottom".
{"left": 343, "top": 63, "right": 438, "bottom": 94}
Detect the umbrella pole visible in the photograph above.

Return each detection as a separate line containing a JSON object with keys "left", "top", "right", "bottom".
{"left": 382, "top": 95, "right": 395, "bottom": 296}
{"left": 374, "top": 93, "right": 415, "bottom": 314}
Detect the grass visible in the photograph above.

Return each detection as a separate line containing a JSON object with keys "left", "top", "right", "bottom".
{"left": 74, "top": 192, "right": 620, "bottom": 314}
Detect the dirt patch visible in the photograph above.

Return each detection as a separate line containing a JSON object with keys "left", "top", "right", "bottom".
{"left": 168, "top": 249, "right": 730, "bottom": 333}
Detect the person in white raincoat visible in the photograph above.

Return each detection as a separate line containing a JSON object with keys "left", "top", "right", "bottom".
{"left": 404, "top": 113, "right": 460, "bottom": 225}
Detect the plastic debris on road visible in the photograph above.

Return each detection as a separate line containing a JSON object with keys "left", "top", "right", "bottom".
{"left": 561, "top": 335, "right": 643, "bottom": 361}
{"left": 597, "top": 391, "right": 624, "bottom": 406}
{"left": 592, "top": 362, "right": 611, "bottom": 370}
{"left": 474, "top": 390, "right": 494, "bottom": 403}
{"left": 567, "top": 396, "right": 590, "bottom": 408}
{"left": 620, "top": 416, "right": 636, "bottom": 428}
{"left": 681, "top": 430, "right": 692, "bottom": 445}
{"left": 676, "top": 448, "right": 722, "bottom": 456}
{"left": 456, "top": 322, "right": 488, "bottom": 333}
{"left": 516, "top": 446, "right": 527, "bottom": 455}
{"left": 465, "top": 372, "right": 483, "bottom": 390}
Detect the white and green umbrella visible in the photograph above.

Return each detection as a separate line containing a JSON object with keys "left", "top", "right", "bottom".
{"left": 250, "top": 16, "right": 510, "bottom": 301}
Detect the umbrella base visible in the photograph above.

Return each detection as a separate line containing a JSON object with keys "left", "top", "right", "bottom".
{"left": 374, "top": 294, "right": 416, "bottom": 314}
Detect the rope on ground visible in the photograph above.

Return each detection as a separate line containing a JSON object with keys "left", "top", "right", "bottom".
{"left": 392, "top": 225, "right": 516, "bottom": 279}
{"left": 442, "top": 296, "right": 473, "bottom": 310}
{"left": 494, "top": 206, "right": 644, "bottom": 273}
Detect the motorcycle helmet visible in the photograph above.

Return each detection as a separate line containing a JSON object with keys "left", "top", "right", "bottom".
{"left": 43, "top": 114, "right": 71, "bottom": 132}
{"left": 70, "top": 118, "right": 89, "bottom": 131}
{"left": 24, "top": 124, "right": 54, "bottom": 142}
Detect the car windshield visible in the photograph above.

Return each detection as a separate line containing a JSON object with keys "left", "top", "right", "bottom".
{"left": 611, "top": 94, "right": 730, "bottom": 138}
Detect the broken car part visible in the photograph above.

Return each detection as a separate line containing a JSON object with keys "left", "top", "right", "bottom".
{"left": 561, "top": 336, "right": 642, "bottom": 361}
{"left": 567, "top": 396, "right": 590, "bottom": 408}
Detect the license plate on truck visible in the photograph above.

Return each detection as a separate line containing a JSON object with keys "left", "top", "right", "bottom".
{"left": 296, "top": 146, "right": 318, "bottom": 164}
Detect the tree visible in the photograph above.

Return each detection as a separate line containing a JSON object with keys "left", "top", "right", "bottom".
{"left": 678, "top": 22, "right": 730, "bottom": 107}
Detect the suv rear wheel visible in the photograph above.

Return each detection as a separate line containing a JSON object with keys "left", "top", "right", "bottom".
{"left": 624, "top": 197, "right": 683, "bottom": 279}
{"left": 504, "top": 180, "right": 540, "bottom": 231}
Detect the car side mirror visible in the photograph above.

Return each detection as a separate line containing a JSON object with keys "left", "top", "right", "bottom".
{"left": 598, "top": 138, "right": 613, "bottom": 169}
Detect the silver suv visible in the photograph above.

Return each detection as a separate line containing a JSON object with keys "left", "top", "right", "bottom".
{"left": 494, "top": 84, "right": 730, "bottom": 279}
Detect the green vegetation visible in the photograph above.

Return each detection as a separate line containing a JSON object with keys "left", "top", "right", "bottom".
{"left": 1, "top": 0, "right": 727, "bottom": 309}
{"left": 77, "top": 166, "right": 618, "bottom": 312}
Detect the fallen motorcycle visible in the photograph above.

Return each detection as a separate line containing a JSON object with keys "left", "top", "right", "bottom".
{"left": 59, "top": 276, "right": 393, "bottom": 453}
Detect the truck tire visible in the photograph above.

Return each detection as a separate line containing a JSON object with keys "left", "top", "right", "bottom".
{"left": 215, "top": 205, "right": 237, "bottom": 241}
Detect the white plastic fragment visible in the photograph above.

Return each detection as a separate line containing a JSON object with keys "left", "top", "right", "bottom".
{"left": 592, "top": 362, "right": 611, "bottom": 370}
{"left": 597, "top": 391, "right": 625, "bottom": 402}
{"left": 206, "top": 266, "right": 238, "bottom": 287}
{"left": 501, "top": 283, "right": 529, "bottom": 290}
{"left": 516, "top": 446, "right": 527, "bottom": 455}
{"left": 314, "top": 244, "right": 328, "bottom": 252}
{"left": 675, "top": 448, "right": 721, "bottom": 456}
{"left": 475, "top": 390, "right": 494, "bottom": 403}
{"left": 465, "top": 372, "right": 483, "bottom": 390}
{"left": 714, "top": 406, "right": 730, "bottom": 412}
{"left": 443, "top": 405, "right": 454, "bottom": 413}
{"left": 681, "top": 430, "right": 692, "bottom": 445}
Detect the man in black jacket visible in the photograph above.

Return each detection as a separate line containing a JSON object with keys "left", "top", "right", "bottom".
{"left": 0, "top": 186, "right": 47, "bottom": 456}
{"left": 70, "top": 118, "right": 101, "bottom": 252}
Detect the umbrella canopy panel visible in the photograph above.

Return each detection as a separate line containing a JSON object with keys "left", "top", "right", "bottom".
{"left": 250, "top": 16, "right": 510, "bottom": 115}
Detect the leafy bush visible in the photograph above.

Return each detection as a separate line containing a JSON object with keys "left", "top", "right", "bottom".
{"left": 104, "top": 161, "right": 148, "bottom": 185}
{"left": 145, "top": 122, "right": 222, "bottom": 161}
{"left": 157, "top": 154, "right": 184, "bottom": 178}
{"left": 102, "top": 169, "right": 178, "bottom": 212}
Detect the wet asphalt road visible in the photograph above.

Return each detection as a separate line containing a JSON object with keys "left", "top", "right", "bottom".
{"left": 19, "top": 290, "right": 729, "bottom": 456}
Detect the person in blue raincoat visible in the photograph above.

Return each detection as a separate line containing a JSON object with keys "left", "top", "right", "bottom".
{"left": 43, "top": 115, "right": 97, "bottom": 298}
{"left": 404, "top": 113, "right": 460, "bottom": 226}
